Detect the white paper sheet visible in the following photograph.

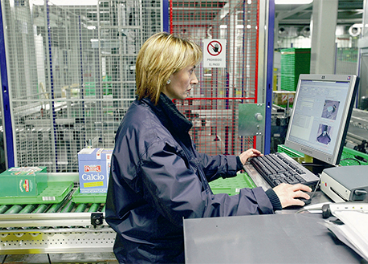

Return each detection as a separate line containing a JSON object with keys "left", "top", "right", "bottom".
{"left": 325, "top": 210, "right": 368, "bottom": 261}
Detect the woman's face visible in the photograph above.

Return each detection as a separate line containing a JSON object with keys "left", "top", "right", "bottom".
{"left": 163, "top": 65, "right": 198, "bottom": 100}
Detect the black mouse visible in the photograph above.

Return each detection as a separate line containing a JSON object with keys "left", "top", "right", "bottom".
{"left": 298, "top": 197, "right": 311, "bottom": 206}
{"left": 285, "top": 197, "right": 312, "bottom": 210}
{"left": 295, "top": 191, "right": 313, "bottom": 206}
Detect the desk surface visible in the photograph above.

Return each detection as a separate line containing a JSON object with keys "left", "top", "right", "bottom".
{"left": 184, "top": 213, "right": 362, "bottom": 263}
{"left": 184, "top": 169, "right": 365, "bottom": 263}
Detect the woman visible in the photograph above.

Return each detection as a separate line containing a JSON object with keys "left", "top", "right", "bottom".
{"left": 105, "top": 32, "right": 311, "bottom": 263}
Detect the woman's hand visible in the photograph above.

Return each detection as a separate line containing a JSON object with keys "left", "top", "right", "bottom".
{"left": 238, "top": 148, "right": 262, "bottom": 165}
{"left": 273, "top": 183, "right": 312, "bottom": 208}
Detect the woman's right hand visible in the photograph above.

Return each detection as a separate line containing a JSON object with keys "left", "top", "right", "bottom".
{"left": 273, "top": 183, "right": 312, "bottom": 208}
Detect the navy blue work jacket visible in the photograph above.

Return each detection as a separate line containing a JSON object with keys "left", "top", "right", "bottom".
{"left": 105, "top": 94, "right": 274, "bottom": 263}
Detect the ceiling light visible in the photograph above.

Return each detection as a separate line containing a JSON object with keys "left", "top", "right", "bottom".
{"left": 275, "top": 0, "right": 313, "bottom": 4}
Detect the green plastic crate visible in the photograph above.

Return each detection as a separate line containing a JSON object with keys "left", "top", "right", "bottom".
{"left": 280, "top": 48, "right": 311, "bottom": 91}
{"left": 72, "top": 173, "right": 257, "bottom": 202}
{"left": 210, "top": 173, "right": 257, "bottom": 196}
{"left": 277, "top": 145, "right": 304, "bottom": 158}
{"left": 340, "top": 147, "right": 368, "bottom": 166}
{"left": 0, "top": 181, "right": 73, "bottom": 205}
{"left": 72, "top": 187, "right": 107, "bottom": 204}
{"left": 277, "top": 144, "right": 368, "bottom": 166}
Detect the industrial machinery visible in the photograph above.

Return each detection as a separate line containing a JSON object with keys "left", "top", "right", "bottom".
{"left": 0, "top": 173, "right": 115, "bottom": 256}
{"left": 346, "top": 108, "right": 368, "bottom": 154}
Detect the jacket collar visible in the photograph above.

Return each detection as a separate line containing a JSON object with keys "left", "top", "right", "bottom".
{"left": 142, "top": 94, "right": 193, "bottom": 134}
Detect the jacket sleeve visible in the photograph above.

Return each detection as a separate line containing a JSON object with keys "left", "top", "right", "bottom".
{"left": 139, "top": 140, "right": 274, "bottom": 227}
{"left": 195, "top": 152, "right": 239, "bottom": 182}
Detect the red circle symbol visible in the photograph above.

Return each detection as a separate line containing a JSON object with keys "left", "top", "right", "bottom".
{"left": 207, "top": 41, "right": 222, "bottom": 56}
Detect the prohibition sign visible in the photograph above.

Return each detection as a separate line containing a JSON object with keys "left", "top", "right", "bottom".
{"left": 207, "top": 40, "right": 222, "bottom": 56}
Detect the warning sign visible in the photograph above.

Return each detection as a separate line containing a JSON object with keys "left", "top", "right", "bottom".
{"left": 203, "top": 39, "right": 226, "bottom": 68}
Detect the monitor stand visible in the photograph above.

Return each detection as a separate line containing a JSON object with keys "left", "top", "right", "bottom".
{"left": 301, "top": 155, "right": 335, "bottom": 175}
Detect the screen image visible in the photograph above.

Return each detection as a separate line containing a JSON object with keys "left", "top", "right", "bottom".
{"left": 316, "top": 124, "right": 332, "bottom": 145}
{"left": 285, "top": 74, "right": 358, "bottom": 166}
{"left": 321, "top": 100, "right": 340, "bottom": 120}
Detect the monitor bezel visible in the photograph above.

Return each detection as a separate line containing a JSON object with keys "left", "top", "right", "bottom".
{"left": 284, "top": 74, "right": 359, "bottom": 166}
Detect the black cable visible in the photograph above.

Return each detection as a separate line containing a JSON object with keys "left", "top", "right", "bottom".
{"left": 296, "top": 178, "right": 321, "bottom": 214}
{"left": 47, "top": 253, "right": 51, "bottom": 264}
{"left": 1, "top": 255, "right": 7, "bottom": 264}
{"left": 309, "top": 177, "right": 321, "bottom": 201}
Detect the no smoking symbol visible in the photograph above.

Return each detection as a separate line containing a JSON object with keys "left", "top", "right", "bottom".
{"left": 207, "top": 41, "right": 222, "bottom": 56}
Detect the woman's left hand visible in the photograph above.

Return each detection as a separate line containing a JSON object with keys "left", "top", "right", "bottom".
{"left": 238, "top": 148, "right": 263, "bottom": 165}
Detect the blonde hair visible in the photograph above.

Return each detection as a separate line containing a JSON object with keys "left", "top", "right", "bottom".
{"left": 136, "top": 32, "right": 203, "bottom": 105}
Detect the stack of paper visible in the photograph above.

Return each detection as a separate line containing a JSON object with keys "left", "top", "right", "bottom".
{"left": 325, "top": 210, "right": 368, "bottom": 261}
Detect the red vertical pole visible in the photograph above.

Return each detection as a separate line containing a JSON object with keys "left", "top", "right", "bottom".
{"left": 170, "top": 0, "right": 173, "bottom": 34}
{"left": 253, "top": 0, "right": 260, "bottom": 150}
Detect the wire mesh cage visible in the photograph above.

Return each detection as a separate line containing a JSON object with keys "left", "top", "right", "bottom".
{"left": 1, "top": 0, "right": 162, "bottom": 172}
{"left": 1, "top": 0, "right": 264, "bottom": 172}
{"left": 171, "top": 0, "right": 259, "bottom": 156}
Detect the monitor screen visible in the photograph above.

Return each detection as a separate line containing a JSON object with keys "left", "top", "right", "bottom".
{"left": 284, "top": 74, "right": 359, "bottom": 166}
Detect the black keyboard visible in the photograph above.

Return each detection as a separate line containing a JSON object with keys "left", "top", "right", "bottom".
{"left": 244, "top": 152, "right": 320, "bottom": 188}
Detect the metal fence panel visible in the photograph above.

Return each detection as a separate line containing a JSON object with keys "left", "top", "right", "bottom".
{"left": 2, "top": 0, "right": 162, "bottom": 172}
{"left": 1, "top": 0, "right": 265, "bottom": 171}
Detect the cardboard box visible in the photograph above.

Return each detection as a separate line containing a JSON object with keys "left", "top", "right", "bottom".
{"left": 78, "top": 148, "right": 112, "bottom": 193}
{"left": 0, "top": 167, "right": 48, "bottom": 197}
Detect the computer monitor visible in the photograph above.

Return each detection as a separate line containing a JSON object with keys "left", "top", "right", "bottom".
{"left": 284, "top": 74, "right": 359, "bottom": 168}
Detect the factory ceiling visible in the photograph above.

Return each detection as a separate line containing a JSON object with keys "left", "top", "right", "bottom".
{"left": 275, "top": 0, "right": 364, "bottom": 26}
{"left": 170, "top": 0, "right": 364, "bottom": 27}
